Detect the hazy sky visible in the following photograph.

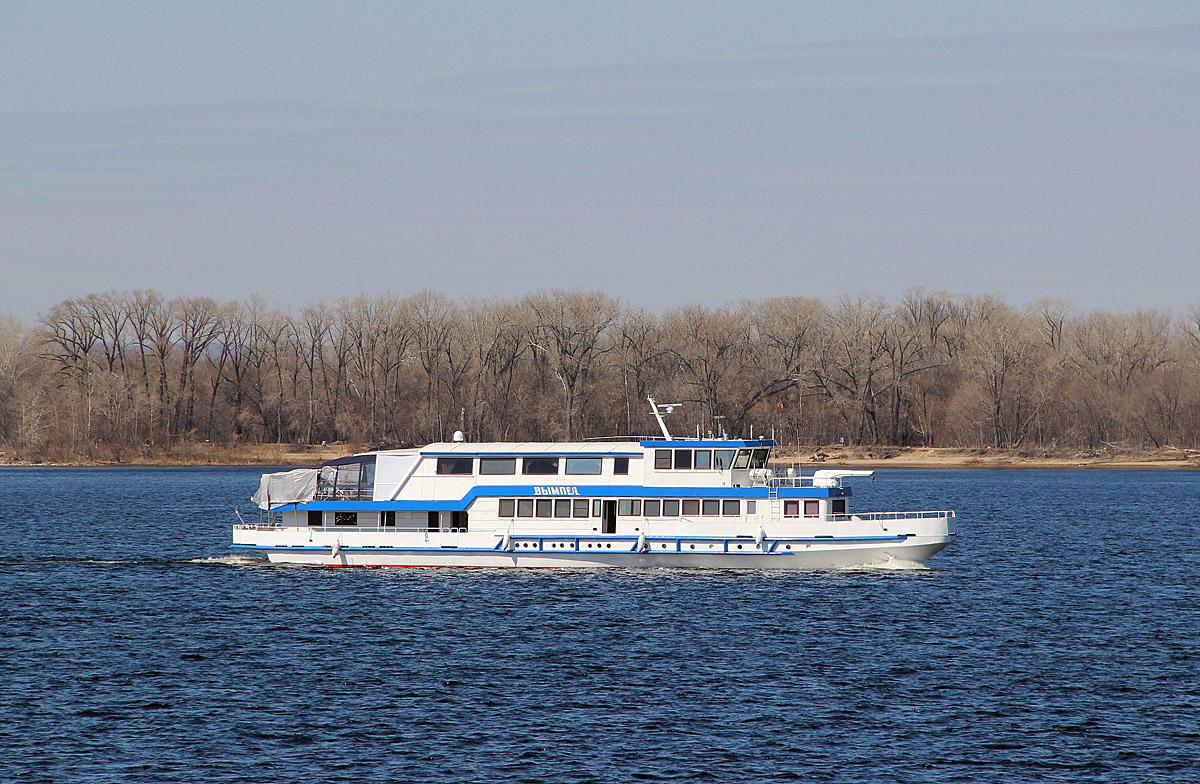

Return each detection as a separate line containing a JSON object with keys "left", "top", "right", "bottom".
{"left": 3, "top": 2, "right": 1198, "bottom": 323}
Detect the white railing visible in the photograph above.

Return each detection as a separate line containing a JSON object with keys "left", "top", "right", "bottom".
{"left": 830, "top": 510, "right": 954, "bottom": 522}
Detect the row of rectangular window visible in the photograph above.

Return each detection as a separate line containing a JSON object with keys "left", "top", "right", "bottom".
{"left": 782, "top": 499, "right": 844, "bottom": 517}
{"left": 437, "top": 457, "right": 630, "bottom": 476}
{"left": 652, "top": 448, "right": 771, "bottom": 471}
{"left": 498, "top": 498, "right": 744, "bottom": 518}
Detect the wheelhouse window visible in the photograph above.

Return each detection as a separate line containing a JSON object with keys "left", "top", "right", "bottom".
{"left": 694, "top": 450, "right": 712, "bottom": 469}
{"left": 701, "top": 499, "right": 720, "bottom": 516}
{"left": 523, "top": 457, "right": 559, "bottom": 475}
{"left": 437, "top": 457, "right": 474, "bottom": 475}
{"left": 784, "top": 500, "right": 800, "bottom": 517}
{"left": 565, "top": 458, "right": 602, "bottom": 475}
{"left": 654, "top": 450, "right": 671, "bottom": 470}
{"left": 480, "top": 458, "right": 516, "bottom": 475}
{"left": 750, "top": 449, "right": 770, "bottom": 469}
{"left": 732, "top": 450, "right": 751, "bottom": 469}
{"left": 831, "top": 499, "right": 847, "bottom": 515}
{"left": 805, "top": 500, "right": 820, "bottom": 517}
{"left": 613, "top": 457, "right": 629, "bottom": 475}
{"left": 498, "top": 499, "right": 516, "bottom": 517}
{"left": 722, "top": 500, "right": 740, "bottom": 516}
{"left": 674, "top": 450, "right": 692, "bottom": 470}
{"left": 316, "top": 456, "right": 377, "bottom": 501}
{"left": 714, "top": 450, "right": 736, "bottom": 469}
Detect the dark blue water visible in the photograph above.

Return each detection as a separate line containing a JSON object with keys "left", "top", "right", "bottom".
{"left": 1, "top": 467, "right": 1197, "bottom": 783}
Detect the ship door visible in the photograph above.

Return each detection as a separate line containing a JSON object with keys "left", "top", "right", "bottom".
{"left": 602, "top": 500, "right": 617, "bottom": 534}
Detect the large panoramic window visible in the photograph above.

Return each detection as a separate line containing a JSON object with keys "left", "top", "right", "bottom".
{"left": 480, "top": 458, "right": 516, "bottom": 475}
{"left": 522, "top": 457, "right": 559, "bottom": 475}
{"left": 565, "top": 458, "right": 602, "bottom": 475}
{"left": 436, "top": 458, "right": 473, "bottom": 475}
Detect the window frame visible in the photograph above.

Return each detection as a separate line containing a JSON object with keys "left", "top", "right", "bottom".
{"left": 479, "top": 458, "right": 517, "bottom": 475}
{"left": 565, "top": 457, "right": 603, "bottom": 475}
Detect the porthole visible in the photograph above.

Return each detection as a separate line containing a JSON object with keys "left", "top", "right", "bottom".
{"left": 606, "top": 544, "right": 612, "bottom": 549}
{"left": 689, "top": 544, "right": 695, "bottom": 550}
{"left": 736, "top": 544, "right": 743, "bottom": 550}
{"left": 661, "top": 544, "right": 668, "bottom": 549}
{"left": 786, "top": 545, "right": 792, "bottom": 550}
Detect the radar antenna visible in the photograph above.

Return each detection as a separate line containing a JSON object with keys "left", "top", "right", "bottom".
{"left": 647, "top": 396, "right": 683, "bottom": 439}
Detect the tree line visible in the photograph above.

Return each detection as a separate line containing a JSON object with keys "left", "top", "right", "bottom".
{"left": 2, "top": 288, "right": 1199, "bottom": 461}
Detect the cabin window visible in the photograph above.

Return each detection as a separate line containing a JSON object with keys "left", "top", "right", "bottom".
{"left": 750, "top": 449, "right": 770, "bottom": 469}
{"left": 654, "top": 450, "right": 671, "bottom": 470}
{"left": 714, "top": 450, "right": 736, "bottom": 469}
{"left": 674, "top": 450, "right": 692, "bottom": 470}
{"left": 480, "top": 458, "right": 516, "bottom": 475}
{"left": 682, "top": 499, "right": 700, "bottom": 516}
{"left": 694, "top": 450, "right": 712, "bottom": 469}
{"left": 831, "top": 499, "right": 846, "bottom": 515}
{"left": 334, "top": 512, "right": 357, "bottom": 526}
{"left": 573, "top": 499, "right": 590, "bottom": 518}
{"left": 592, "top": 499, "right": 602, "bottom": 516}
{"left": 523, "top": 457, "right": 559, "bottom": 475}
{"left": 747, "top": 500, "right": 756, "bottom": 514}
{"left": 805, "top": 500, "right": 820, "bottom": 517}
{"left": 382, "top": 510, "right": 396, "bottom": 527}
{"left": 308, "top": 510, "right": 323, "bottom": 526}
{"left": 536, "top": 499, "right": 553, "bottom": 517}
{"left": 722, "top": 500, "right": 740, "bottom": 516}
{"left": 566, "top": 458, "right": 602, "bottom": 475}
{"left": 613, "top": 457, "right": 629, "bottom": 475}
{"left": 517, "top": 499, "right": 534, "bottom": 517}
{"left": 428, "top": 511, "right": 440, "bottom": 530}
{"left": 554, "top": 499, "right": 572, "bottom": 517}
{"left": 437, "top": 458, "right": 473, "bottom": 475}
{"left": 618, "top": 499, "right": 641, "bottom": 516}
{"left": 784, "top": 500, "right": 800, "bottom": 517}
{"left": 452, "top": 510, "right": 469, "bottom": 531}
{"left": 644, "top": 499, "right": 661, "bottom": 516}
{"left": 702, "top": 499, "right": 720, "bottom": 516}
{"left": 732, "top": 450, "right": 751, "bottom": 469}
{"left": 499, "top": 499, "right": 516, "bottom": 517}
{"left": 662, "top": 500, "right": 680, "bottom": 516}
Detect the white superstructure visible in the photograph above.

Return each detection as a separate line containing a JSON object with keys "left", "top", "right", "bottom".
{"left": 234, "top": 413, "right": 955, "bottom": 568}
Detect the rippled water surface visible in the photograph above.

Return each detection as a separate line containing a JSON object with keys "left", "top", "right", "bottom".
{"left": 1, "top": 467, "right": 1198, "bottom": 782}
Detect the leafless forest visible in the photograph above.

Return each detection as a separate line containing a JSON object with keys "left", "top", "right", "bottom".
{"left": 3, "top": 288, "right": 1200, "bottom": 462}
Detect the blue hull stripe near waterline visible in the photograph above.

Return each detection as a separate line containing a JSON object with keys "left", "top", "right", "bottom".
{"left": 231, "top": 534, "right": 910, "bottom": 554}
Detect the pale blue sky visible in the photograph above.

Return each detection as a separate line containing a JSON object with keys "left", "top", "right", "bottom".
{"left": 2, "top": 2, "right": 1198, "bottom": 321}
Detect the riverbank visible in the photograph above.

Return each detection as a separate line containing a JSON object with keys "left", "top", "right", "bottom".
{"left": 3, "top": 442, "right": 1200, "bottom": 469}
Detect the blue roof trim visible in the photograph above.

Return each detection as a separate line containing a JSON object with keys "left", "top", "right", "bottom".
{"left": 639, "top": 439, "right": 778, "bottom": 448}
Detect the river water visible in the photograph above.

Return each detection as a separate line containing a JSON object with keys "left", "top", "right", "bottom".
{"left": 1, "top": 467, "right": 1197, "bottom": 782}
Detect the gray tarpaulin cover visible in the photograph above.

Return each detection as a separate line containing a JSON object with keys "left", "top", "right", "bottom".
{"left": 251, "top": 468, "right": 319, "bottom": 509}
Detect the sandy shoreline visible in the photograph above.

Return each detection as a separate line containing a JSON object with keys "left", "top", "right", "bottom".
{"left": 3, "top": 443, "right": 1199, "bottom": 470}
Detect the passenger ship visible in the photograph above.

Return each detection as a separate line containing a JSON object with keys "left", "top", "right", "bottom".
{"left": 233, "top": 400, "right": 955, "bottom": 568}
